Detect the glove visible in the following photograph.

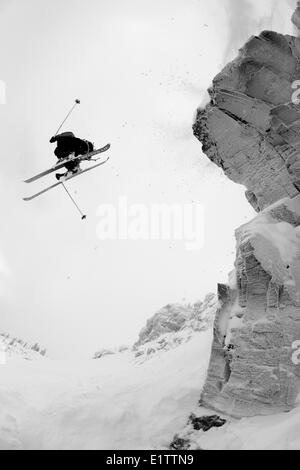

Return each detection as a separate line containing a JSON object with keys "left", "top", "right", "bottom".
{"left": 49, "top": 136, "right": 57, "bottom": 143}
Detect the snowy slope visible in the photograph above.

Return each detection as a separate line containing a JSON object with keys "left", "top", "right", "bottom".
{"left": 0, "top": 330, "right": 213, "bottom": 450}
{"left": 173, "top": 397, "right": 300, "bottom": 450}
{"left": 1, "top": 293, "right": 300, "bottom": 450}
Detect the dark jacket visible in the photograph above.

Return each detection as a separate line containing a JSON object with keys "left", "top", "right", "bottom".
{"left": 50, "top": 132, "right": 94, "bottom": 159}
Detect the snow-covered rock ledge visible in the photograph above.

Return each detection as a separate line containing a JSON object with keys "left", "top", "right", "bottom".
{"left": 201, "top": 197, "right": 300, "bottom": 417}
{"left": 193, "top": 8, "right": 300, "bottom": 417}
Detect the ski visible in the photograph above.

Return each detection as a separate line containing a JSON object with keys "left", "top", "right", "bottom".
{"left": 23, "top": 157, "right": 109, "bottom": 201}
{"left": 24, "top": 143, "right": 110, "bottom": 183}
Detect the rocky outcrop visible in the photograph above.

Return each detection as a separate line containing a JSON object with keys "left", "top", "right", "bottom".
{"left": 0, "top": 334, "right": 47, "bottom": 361}
{"left": 193, "top": 30, "right": 300, "bottom": 212}
{"left": 134, "top": 293, "right": 217, "bottom": 347}
{"left": 193, "top": 12, "right": 300, "bottom": 417}
{"left": 135, "top": 303, "right": 194, "bottom": 347}
{"left": 200, "top": 198, "right": 300, "bottom": 416}
{"left": 132, "top": 294, "right": 217, "bottom": 362}
{"left": 93, "top": 345, "right": 129, "bottom": 360}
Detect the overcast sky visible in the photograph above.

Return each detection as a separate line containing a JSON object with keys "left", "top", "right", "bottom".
{"left": 0, "top": 0, "right": 296, "bottom": 358}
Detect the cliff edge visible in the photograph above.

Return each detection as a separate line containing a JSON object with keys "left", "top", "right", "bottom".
{"left": 193, "top": 9, "right": 300, "bottom": 417}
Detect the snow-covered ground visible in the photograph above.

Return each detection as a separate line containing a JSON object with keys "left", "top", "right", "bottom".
{"left": 0, "top": 329, "right": 213, "bottom": 450}
{"left": 176, "top": 394, "right": 300, "bottom": 450}
{"left": 194, "top": 405, "right": 300, "bottom": 450}
{"left": 1, "top": 325, "right": 300, "bottom": 450}
{"left": 1, "top": 291, "right": 300, "bottom": 450}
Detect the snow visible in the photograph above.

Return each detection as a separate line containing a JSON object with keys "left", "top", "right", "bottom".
{"left": 189, "top": 405, "right": 300, "bottom": 450}
{"left": 0, "top": 330, "right": 213, "bottom": 450}
{"left": 1, "top": 323, "right": 300, "bottom": 449}
{"left": 238, "top": 196, "right": 300, "bottom": 290}
{"left": 1, "top": 291, "right": 300, "bottom": 450}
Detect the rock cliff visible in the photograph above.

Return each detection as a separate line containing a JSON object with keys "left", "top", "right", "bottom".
{"left": 134, "top": 293, "right": 216, "bottom": 348}
{"left": 193, "top": 10, "right": 300, "bottom": 416}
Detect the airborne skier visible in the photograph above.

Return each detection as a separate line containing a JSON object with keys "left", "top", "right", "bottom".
{"left": 50, "top": 131, "right": 94, "bottom": 180}
{"left": 23, "top": 99, "right": 111, "bottom": 220}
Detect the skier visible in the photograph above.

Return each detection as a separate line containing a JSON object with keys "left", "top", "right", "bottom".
{"left": 50, "top": 131, "right": 94, "bottom": 180}
{"left": 23, "top": 99, "right": 111, "bottom": 221}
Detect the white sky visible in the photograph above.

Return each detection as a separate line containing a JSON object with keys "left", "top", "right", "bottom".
{"left": 0, "top": 0, "right": 296, "bottom": 358}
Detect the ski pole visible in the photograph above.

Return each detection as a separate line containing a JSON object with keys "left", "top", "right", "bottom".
{"left": 54, "top": 99, "right": 81, "bottom": 137}
{"left": 61, "top": 182, "right": 87, "bottom": 220}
